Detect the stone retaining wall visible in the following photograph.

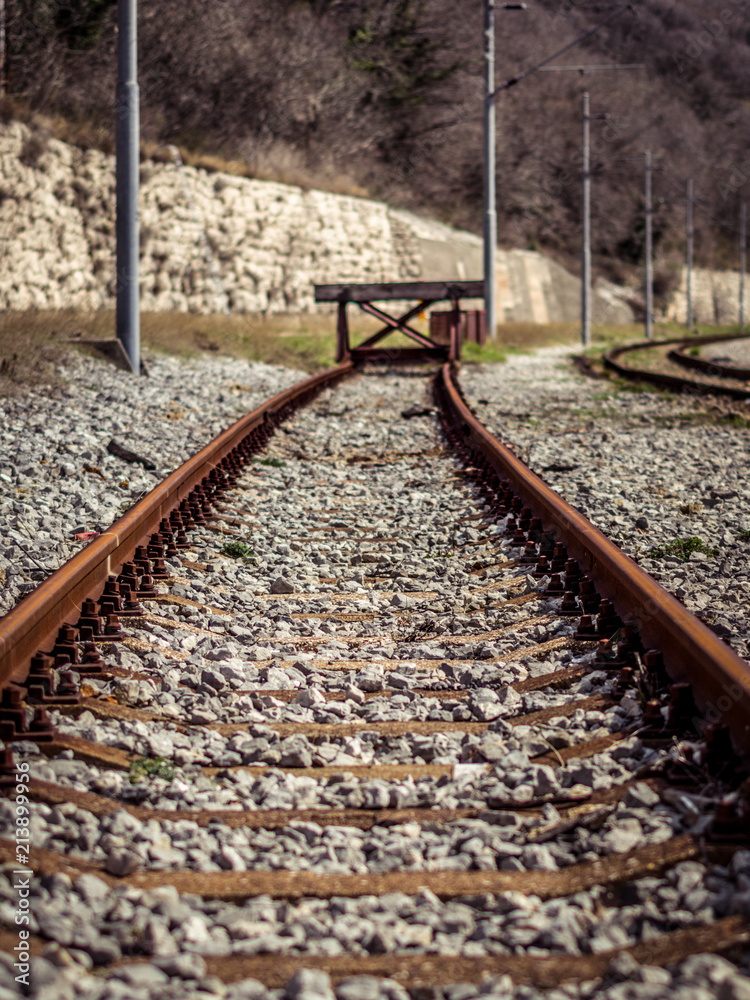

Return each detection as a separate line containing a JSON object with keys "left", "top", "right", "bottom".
{"left": 666, "top": 266, "right": 747, "bottom": 326}
{"left": 0, "top": 121, "right": 635, "bottom": 323}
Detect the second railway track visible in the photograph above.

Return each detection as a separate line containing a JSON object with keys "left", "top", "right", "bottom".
{"left": 3, "top": 360, "right": 750, "bottom": 998}
{"left": 604, "top": 332, "right": 750, "bottom": 401}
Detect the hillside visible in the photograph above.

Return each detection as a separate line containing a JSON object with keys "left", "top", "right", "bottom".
{"left": 6, "top": 0, "right": 750, "bottom": 299}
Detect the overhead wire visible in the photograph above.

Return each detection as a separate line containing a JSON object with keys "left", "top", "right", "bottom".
{"left": 491, "top": 2, "right": 638, "bottom": 97}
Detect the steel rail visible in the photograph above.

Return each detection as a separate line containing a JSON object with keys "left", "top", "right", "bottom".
{"left": 669, "top": 334, "right": 750, "bottom": 381}
{"left": 604, "top": 335, "right": 750, "bottom": 400}
{"left": 0, "top": 362, "right": 352, "bottom": 686}
{"left": 5, "top": 354, "right": 750, "bottom": 759}
{"left": 439, "top": 363, "right": 750, "bottom": 758}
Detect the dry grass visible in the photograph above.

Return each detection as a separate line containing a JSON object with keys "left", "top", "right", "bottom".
{"left": 494, "top": 322, "right": 580, "bottom": 349}
{"left": 0, "top": 94, "right": 35, "bottom": 128}
{"left": 139, "top": 311, "right": 364, "bottom": 369}
{"left": 4, "top": 100, "right": 370, "bottom": 199}
{"left": 170, "top": 141, "right": 371, "bottom": 199}
{"left": 148, "top": 141, "right": 371, "bottom": 198}
{"left": 0, "top": 97, "right": 115, "bottom": 155}
{"left": 0, "top": 309, "right": 403, "bottom": 392}
{"left": 0, "top": 308, "right": 667, "bottom": 397}
{"left": 0, "top": 312, "right": 69, "bottom": 396}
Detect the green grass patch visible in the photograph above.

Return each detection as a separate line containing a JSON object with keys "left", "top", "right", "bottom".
{"left": 8, "top": 307, "right": 744, "bottom": 392}
{"left": 460, "top": 341, "right": 508, "bottom": 364}
{"left": 649, "top": 536, "right": 718, "bottom": 561}
{"left": 719, "top": 413, "right": 750, "bottom": 428}
{"left": 129, "top": 756, "right": 175, "bottom": 784}
{"left": 608, "top": 375, "right": 663, "bottom": 395}
{"left": 0, "top": 308, "right": 381, "bottom": 379}
{"left": 253, "top": 456, "right": 285, "bottom": 467}
{"left": 581, "top": 322, "right": 746, "bottom": 360}
{"left": 739, "top": 529, "right": 750, "bottom": 541}
{"left": 463, "top": 321, "right": 614, "bottom": 364}
{"left": 221, "top": 540, "right": 253, "bottom": 559}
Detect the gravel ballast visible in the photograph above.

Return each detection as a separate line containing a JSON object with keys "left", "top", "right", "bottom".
{"left": 2, "top": 346, "right": 750, "bottom": 1000}
{"left": 0, "top": 349, "right": 306, "bottom": 615}
{"left": 461, "top": 347, "right": 750, "bottom": 659}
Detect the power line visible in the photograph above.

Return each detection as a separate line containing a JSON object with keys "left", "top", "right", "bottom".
{"left": 490, "top": 2, "right": 637, "bottom": 98}
{"left": 539, "top": 63, "right": 643, "bottom": 72}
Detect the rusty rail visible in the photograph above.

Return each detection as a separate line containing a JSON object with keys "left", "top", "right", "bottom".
{"left": 439, "top": 363, "right": 750, "bottom": 759}
{"left": 669, "top": 334, "right": 750, "bottom": 381}
{"left": 0, "top": 362, "right": 352, "bottom": 686}
{"left": 604, "top": 335, "right": 750, "bottom": 400}
{"left": 4, "top": 354, "right": 750, "bottom": 759}
{"left": 3, "top": 356, "right": 750, "bottom": 988}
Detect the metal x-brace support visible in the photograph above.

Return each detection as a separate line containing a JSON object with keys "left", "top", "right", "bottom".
{"left": 335, "top": 298, "right": 462, "bottom": 362}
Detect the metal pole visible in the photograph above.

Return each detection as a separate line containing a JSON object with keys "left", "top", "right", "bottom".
{"left": 0, "top": 0, "right": 6, "bottom": 95}
{"left": 581, "top": 92, "right": 591, "bottom": 347}
{"left": 0, "top": 0, "right": 9, "bottom": 96}
{"left": 483, "top": 0, "right": 497, "bottom": 341}
{"left": 685, "top": 177, "right": 693, "bottom": 329}
{"left": 644, "top": 149, "right": 653, "bottom": 340}
{"left": 740, "top": 202, "right": 746, "bottom": 332}
{"left": 116, "top": 0, "right": 140, "bottom": 375}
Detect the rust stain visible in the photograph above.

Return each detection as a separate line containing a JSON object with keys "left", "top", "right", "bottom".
{"left": 27, "top": 777, "right": 661, "bottom": 829}
{"left": 200, "top": 918, "right": 749, "bottom": 986}
{"left": 135, "top": 612, "right": 223, "bottom": 637}
{"left": 0, "top": 835, "right": 706, "bottom": 902}
{"left": 440, "top": 362, "right": 750, "bottom": 760}
{"left": 42, "top": 726, "right": 630, "bottom": 778}
{"left": 6, "top": 920, "right": 749, "bottom": 986}
{"left": 57, "top": 693, "right": 613, "bottom": 738}
{"left": 204, "top": 694, "right": 614, "bottom": 738}
{"left": 205, "top": 523, "right": 242, "bottom": 537}
{"left": 121, "top": 636, "right": 190, "bottom": 661}
{"left": 252, "top": 614, "right": 553, "bottom": 646}
{"left": 146, "top": 594, "right": 232, "bottom": 616}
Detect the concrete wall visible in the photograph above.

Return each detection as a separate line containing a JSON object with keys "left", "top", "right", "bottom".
{"left": 0, "top": 121, "right": 633, "bottom": 324}
{"left": 388, "top": 209, "right": 634, "bottom": 324}
{"left": 666, "top": 266, "right": 746, "bottom": 326}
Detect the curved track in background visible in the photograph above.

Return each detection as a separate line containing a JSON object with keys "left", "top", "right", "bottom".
{"left": 604, "top": 332, "right": 750, "bottom": 400}
{"left": 670, "top": 337, "right": 750, "bottom": 381}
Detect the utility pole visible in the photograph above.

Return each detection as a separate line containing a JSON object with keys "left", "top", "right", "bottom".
{"left": 581, "top": 92, "right": 591, "bottom": 347}
{"left": 540, "top": 66, "right": 641, "bottom": 345}
{"left": 483, "top": 2, "right": 527, "bottom": 342}
{"left": 116, "top": 0, "right": 140, "bottom": 375}
{"left": 0, "top": 0, "right": 6, "bottom": 95}
{"left": 685, "top": 177, "right": 693, "bottom": 329}
{"left": 740, "top": 201, "right": 746, "bottom": 332}
{"left": 484, "top": 4, "right": 633, "bottom": 341}
{"left": 578, "top": 91, "right": 610, "bottom": 346}
{"left": 483, "top": 0, "right": 497, "bottom": 342}
{"left": 645, "top": 149, "right": 653, "bottom": 340}
{"left": 616, "top": 151, "right": 662, "bottom": 339}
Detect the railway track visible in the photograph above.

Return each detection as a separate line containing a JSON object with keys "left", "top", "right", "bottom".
{"left": 3, "top": 359, "right": 750, "bottom": 998}
{"left": 604, "top": 332, "right": 750, "bottom": 401}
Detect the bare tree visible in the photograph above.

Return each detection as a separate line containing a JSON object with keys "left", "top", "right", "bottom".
{"left": 5, "top": 0, "right": 749, "bottom": 276}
